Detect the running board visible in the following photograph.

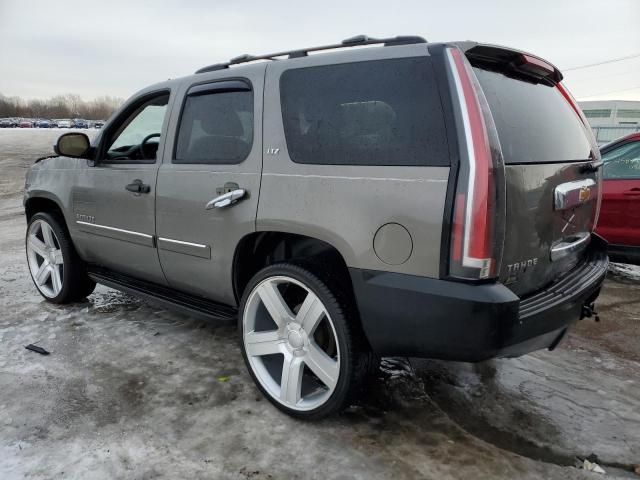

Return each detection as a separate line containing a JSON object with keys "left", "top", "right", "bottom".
{"left": 88, "top": 266, "right": 237, "bottom": 325}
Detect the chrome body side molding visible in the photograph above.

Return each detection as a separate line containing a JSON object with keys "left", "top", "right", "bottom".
{"left": 76, "top": 221, "right": 155, "bottom": 247}
{"left": 157, "top": 237, "right": 211, "bottom": 259}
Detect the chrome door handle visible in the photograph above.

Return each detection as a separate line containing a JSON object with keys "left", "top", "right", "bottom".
{"left": 205, "top": 189, "right": 246, "bottom": 209}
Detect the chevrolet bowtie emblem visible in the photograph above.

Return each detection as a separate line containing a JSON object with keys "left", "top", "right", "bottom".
{"left": 578, "top": 186, "right": 591, "bottom": 203}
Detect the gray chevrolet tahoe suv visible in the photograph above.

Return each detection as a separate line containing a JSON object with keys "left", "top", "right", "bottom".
{"left": 24, "top": 35, "right": 608, "bottom": 419}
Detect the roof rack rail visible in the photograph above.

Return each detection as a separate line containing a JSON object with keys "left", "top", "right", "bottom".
{"left": 195, "top": 34, "right": 427, "bottom": 74}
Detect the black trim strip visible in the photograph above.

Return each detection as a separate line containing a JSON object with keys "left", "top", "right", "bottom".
{"left": 88, "top": 266, "right": 236, "bottom": 324}
{"left": 607, "top": 244, "right": 640, "bottom": 265}
{"left": 187, "top": 79, "right": 251, "bottom": 96}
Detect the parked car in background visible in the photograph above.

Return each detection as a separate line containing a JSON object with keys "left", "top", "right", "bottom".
{"left": 93, "top": 120, "right": 105, "bottom": 129}
{"left": 19, "top": 119, "right": 33, "bottom": 128}
{"left": 595, "top": 133, "right": 640, "bottom": 264}
{"left": 0, "top": 118, "right": 15, "bottom": 128}
{"left": 50, "top": 120, "right": 59, "bottom": 128}
{"left": 35, "top": 119, "right": 52, "bottom": 128}
{"left": 71, "top": 118, "right": 89, "bottom": 129}
{"left": 57, "top": 119, "right": 71, "bottom": 128}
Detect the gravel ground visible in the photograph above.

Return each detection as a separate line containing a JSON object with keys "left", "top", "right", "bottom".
{"left": 0, "top": 129, "right": 639, "bottom": 479}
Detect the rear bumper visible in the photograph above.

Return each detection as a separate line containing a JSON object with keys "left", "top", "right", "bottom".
{"left": 350, "top": 237, "right": 608, "bottom": 362}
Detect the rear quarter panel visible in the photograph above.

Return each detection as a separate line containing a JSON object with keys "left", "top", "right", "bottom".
{"left": 258, "top": 45, "right": 450, "bottom": 278}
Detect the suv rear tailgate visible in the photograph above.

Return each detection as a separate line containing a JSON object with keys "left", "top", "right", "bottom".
{"left": 468, "top": 47, "right": 601, "bottom": 296}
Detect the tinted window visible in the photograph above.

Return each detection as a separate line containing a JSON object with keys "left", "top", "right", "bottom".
{"left": 474, "top": 68, "right": 592, "bottom": 164}
{"left": 603, "top": 141, "right": 640, "bottom": 179}
{"left": 280, "top": 57, "right": 448, "bottom": 166}
{"left": 175, "top": 89, "right": 253, "bottom": 164}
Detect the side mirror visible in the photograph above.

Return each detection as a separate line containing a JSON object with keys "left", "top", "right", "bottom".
{"left": 55, "top": 132, "right": 91, "bottom": 158}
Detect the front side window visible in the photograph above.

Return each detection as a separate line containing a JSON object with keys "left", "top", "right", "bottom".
{"left": 105, "top": 93, "right": 169, "bottom": 162}
{"left": 174, "top": 88, "right": 253, "bottom": 164}
{"left": 603, "top": 141, "right": 640, "bottom": 179}
{"left": 279, "top": 57, "right": 448, "bottom": 166}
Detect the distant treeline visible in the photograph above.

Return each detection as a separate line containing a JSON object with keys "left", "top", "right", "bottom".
{"left": 0, "top": 93, "right": 124, "bottom": 120}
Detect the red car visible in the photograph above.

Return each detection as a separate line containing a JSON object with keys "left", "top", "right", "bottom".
{"left": 18, "top": 120, "right": 33, "bottom": 128}
{"left": 595, "top": 132, "right": 640, "bottom": 264}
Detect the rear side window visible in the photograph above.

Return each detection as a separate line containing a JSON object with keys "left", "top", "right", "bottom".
{"left": 174, "top": 89, "right": 253, "bottom": 164}
{"left": 474, "top": 68, "right": 592, "bottom": 164}
{"left": 280, "top": 57, "right": 448, "bottom": 166}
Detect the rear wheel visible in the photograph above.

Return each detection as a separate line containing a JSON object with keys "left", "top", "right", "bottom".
{"left": 239, "top": 263, "right": 369, "bottom": 419}
{"left": 26, "top": 212, "right": 96, "bottom": 303}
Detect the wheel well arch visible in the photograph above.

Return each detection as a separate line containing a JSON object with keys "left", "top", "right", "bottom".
{"left": 24, "top": 196, "right": 65, "bottom": 223}
{"left": 233, "top": 231, "right": 354, "bottom": 304}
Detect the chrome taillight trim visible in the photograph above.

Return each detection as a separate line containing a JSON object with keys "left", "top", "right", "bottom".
{"left": 445, "top": 48, "right": 492, "bottom": 277}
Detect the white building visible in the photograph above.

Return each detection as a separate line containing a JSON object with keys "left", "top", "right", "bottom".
{"left": 578, "top": 100, "right": 640, "bottom": 127}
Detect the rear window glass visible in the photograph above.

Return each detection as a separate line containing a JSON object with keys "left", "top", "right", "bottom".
{"left": 474, "top": 68, "right": 592, "bottom": 164}
{"left": 280, "top": 57, "right": 448, "bottom": 166}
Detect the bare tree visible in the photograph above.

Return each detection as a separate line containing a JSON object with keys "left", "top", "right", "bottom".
{"left": 0, "top": 92, "right": 124, "bottom": 119}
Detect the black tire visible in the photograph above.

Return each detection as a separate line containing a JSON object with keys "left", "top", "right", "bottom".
{"left": 239, "top": 262, "right": 373, "bottom": 420}
{"left": 26, "top": 212, "right": 96, "bottom": 304}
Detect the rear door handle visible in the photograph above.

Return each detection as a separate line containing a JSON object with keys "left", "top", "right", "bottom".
{"left": 126, "top": 179, "right": 151, "bottom": 194}
{"left": 623, "top": 188, "right": 640, "bottom": 196}
{"left": 205, "top": 189, "right": 246, "bottom": 209}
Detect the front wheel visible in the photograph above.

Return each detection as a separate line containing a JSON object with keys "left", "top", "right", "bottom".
{"left": 26, "top": 212, "right": 96, "bottom": 303}
{"left": 239, "top": 262, "right": 370, "bottom": 419}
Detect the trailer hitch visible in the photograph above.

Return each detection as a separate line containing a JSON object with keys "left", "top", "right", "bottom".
{"left": 581, "top": 302, "right": 600, "bottom": 322}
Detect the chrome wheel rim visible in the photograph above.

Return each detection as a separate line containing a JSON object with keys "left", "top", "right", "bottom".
{"left": 26, "top": 219, "right": 64, "bottom": 298}
{"left": 243, "top": 276, "right": 340, "bottom": 411}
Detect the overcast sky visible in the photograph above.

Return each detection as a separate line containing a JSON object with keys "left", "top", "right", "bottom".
{"left": 1, "top": 0, "right": 639, "bottom": 102}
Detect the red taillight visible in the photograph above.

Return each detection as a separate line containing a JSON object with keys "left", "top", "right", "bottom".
{"left": 556, "top": 82, "right": 589, "bottom": 127}
{"left": 447, "top": 48, "right": 499, "bottom": 280}
{"left": 451, "top": 193, "right": 466, "bottom": 262}
{"left": 519, "top": 54, "right": 555, "bottom": 77}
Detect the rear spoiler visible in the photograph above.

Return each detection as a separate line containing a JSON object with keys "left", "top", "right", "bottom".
{"left": 453, "top": 42, "right": 563, "bottom": 85}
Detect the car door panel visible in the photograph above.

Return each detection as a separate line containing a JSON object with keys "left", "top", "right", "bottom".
{"left": 156, "top": 65, "right": 265, "bottom": 306}
{"left": 71, "top": 89, "right": 174, "bottom": 285}
{"left": 629, "top": 180, "right": 640, "bottom": 246}
{"left": 598, "top": 179, "right": 635, "bottom": 245}
{"left": 596, "top": 139, "right": 640, "bottom": 246}
{"left": 73, "top": 164, "right": 162, "bottom": 279}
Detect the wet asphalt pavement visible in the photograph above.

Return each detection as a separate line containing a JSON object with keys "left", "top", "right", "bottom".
{"left": 0, "top": 129, "right": 639, "bottom": 479}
